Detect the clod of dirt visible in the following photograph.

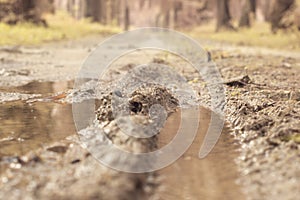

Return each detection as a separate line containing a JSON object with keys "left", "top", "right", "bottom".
{"left": 129, "top": 85, "right": 179, "bottom": 115}
{"left": 96, "top": 93, "right": 114, "bottom": 122}
{"left": 96, "top": 85, "right": 179, "bottom": 123}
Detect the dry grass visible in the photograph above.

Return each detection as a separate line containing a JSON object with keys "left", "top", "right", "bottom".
{"left": 0, "top": 11, "right": 121, "bottom": 46}
{"left": 190, "top": 22, "right": 300, "bottom": 51}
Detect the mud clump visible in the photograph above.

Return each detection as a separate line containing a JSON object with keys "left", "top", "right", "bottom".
{"left": 94, "top": 85, "right": 179, "bottom": 153}
{"left": 128, "top": 85, "right": 179, "bottom": 115}
{"left": 96, "top": 85, "right": 179, "bottom": 123}
{"left": 95, "top": 92, "right": 114, "bottom": 122}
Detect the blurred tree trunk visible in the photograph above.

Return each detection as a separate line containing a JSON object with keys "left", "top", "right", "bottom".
{"left": 163, "top": 10, "right": 170, "bottom": 27}
{"left": 106, "top": 0, "right": 112, "bottom": 24}
{"left": 85, "top": 0, "right": 93, "bottom": 18}
{"left": 162, "top": 0, "right": 171, "bottom": 28}
{"left": 89, "top": 0, "right": 99, "bottom": 21}
{"left": 100, "top": 0, "right": 106, "bottom": 23}
{"left": 173, "top": 1, "right": 183, "bottom": 28}
{"left": 112, "top": 0, "right": 120, "bottom": 25}
{"left": 74, "top": 0, "right": 85, "bottom": 20}
{"left": 168, "top": 0, "right": 182, "bottom": 29}
{"left": 124, "top": 0, "right": 130, "bottom": 30}
{"left": 239, "top": 0, "right": 256, "bottom": 27}
{"left": 155, "top": 0, "right": 172, "bottom": 28}
{"left": 270, "top": 0, "right": 295, "bottom": 33}
{"left": 255, "top": 0, "right": 268, "bottom": 22}
{"left": 156, "top": 0, "right": 178, "bottom": 28}
{"left": 89, "top": 0, "right": 105, "bottom": 23}
{"left": 216, "top": 0, "right": 235, "bottom": 31}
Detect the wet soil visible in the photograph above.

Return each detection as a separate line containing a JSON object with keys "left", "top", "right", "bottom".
{"left": 0, "top": 35, "right": 299, "bottom": 200}
{"left": 198, "top": 47, "right": 300, "bottom": 200}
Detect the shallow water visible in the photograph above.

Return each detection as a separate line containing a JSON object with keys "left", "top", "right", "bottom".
{"left": 157, "top": 107, "right": 244, "bottom": 199}
{"left": 0, "top": 81, "right": 75, "bottom": 157}
{"left": 0, "top": 101, "right": 75, "bottom": 157}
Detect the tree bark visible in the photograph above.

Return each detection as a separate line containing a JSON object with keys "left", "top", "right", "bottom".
{"left": 216, "top": 0, "right": 235, "bottom": 32}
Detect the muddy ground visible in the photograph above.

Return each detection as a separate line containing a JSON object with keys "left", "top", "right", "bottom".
{"left": 0, "top": 35, "right": 299, "bottom": 200}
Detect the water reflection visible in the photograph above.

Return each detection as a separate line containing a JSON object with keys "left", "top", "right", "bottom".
{"left": 0, "top": 81, "right": 75, "bottom": 157}
{"left": 157, "top": 107, "right": 244, "bottom": 199}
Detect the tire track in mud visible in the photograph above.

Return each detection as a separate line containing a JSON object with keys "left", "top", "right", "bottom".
{"left": 155, "top": 107, "right": 244, "bottom": 200}
{"left": 83, "top": 82, "right": 244, "bottom": 199}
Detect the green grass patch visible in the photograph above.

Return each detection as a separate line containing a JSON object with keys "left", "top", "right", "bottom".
{"left": 0, "top": 11, "right": 121, "bottom": 45}
{"left": 190, "top": 22, "right": 300, "bottom": 51}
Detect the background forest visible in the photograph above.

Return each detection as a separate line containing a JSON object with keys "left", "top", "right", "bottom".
{"left": 0, "top": 0, "right": 299, "bottom": 49}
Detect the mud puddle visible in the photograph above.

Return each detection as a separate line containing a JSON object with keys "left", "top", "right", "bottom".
{"left": 156, "top": 107, "right": 244, "bottom": 200}
{"left": 0, "top": 101, "right": 76, "bottom": 157}
{"left": 0, "top": 79, "right": 244, "bottom": 199}
{"left": 0, "top": 81, "right": 76, "bottom": 158}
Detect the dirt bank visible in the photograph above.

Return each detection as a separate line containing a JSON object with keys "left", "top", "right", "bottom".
{"left": 210, "top": 48, "right": 300, "bottom": 200}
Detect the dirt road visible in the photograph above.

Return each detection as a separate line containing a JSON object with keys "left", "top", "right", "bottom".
{"left": 0, "top": 34, "right": 299, "bottom": 200}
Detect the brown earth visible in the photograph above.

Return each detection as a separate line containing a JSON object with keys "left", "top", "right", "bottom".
{"left": 0, "top": 35, "right": 299, "bottom": 200}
